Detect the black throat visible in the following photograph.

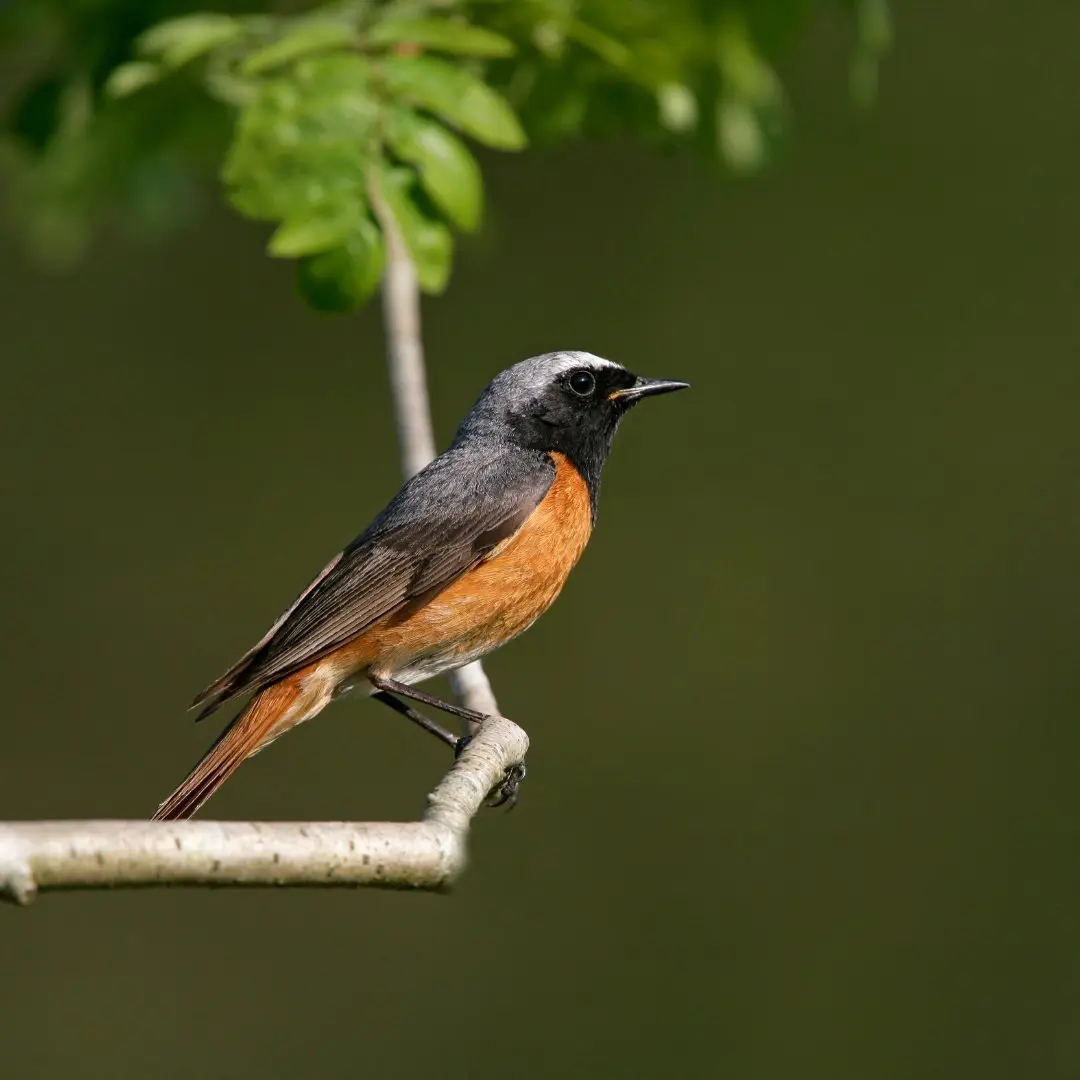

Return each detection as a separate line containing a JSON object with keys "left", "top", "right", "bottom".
{"left": 509, "top": 378, "right": 637, "bottom": 522}
{"left": 452, "top": 362, "right": 640, "bottom": 525}
{"left": 542, "top": 423, "right": 615, "bottom": 521}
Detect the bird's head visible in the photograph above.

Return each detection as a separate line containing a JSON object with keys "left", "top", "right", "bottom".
{"left": 454, "top": 351, "right": 689, "bottom": 494}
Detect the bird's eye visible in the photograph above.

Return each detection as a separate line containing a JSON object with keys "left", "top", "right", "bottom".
{"left": 567, "top": 369, "right": 596, "bottom": 397}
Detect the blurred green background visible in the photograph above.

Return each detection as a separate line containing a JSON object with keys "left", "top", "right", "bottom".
{"left": 4, "top": 1, "right": 1080, "bottom": 1077}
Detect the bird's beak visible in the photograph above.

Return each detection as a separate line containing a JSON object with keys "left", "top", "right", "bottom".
{"left": 608, "top": 377, "right": 691, "bottom": 403}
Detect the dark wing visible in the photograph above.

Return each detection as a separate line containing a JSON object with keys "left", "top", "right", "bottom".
{"left": 192, "top": 446, "right": 555, "bottom": 719}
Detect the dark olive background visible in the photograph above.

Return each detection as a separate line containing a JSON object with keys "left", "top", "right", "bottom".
{"left": 3, "top": 2, "right": 1080, "bottom": 1077}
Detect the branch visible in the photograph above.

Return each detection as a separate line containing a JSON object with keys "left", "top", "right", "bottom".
{"left": 0, "top": 182, "right": 526, "bottom": 906}
{"left": 0, "top": 717, "right": 528, "bottom": 904}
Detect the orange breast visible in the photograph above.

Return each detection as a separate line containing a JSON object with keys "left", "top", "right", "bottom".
{"left": 328, "top": 451, "right": 593, "bottom": 682}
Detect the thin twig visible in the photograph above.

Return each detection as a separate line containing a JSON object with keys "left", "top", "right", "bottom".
{"left": 378, "top": 189, "right": 436, "bottom": 478}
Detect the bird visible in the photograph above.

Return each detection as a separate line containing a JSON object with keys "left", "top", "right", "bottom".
{"left": 152, "top": 351, "right": 688, "bottom": 820}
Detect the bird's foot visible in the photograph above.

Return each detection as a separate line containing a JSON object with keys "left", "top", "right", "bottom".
{"left": 453, "top": 728, "right": 527, "bottom": 810}
{"left": 486, "top": 761, "right": 527, "bottom": 810}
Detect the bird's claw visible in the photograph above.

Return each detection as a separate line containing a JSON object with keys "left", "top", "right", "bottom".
{"left": 486, "top": 761, "right": 527, "bottom": 810}
{"left": 453, "top": 732, "right": 526, "bottom": 811}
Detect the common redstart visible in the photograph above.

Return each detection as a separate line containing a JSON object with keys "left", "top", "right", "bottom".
{"left": 153, "top": 351, "right": 688, "bottom": 820}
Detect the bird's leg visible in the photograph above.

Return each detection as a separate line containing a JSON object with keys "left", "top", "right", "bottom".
{"left": 371, "top": 675, "right": 527, "bottom": 809}
{"left": 371, "top": 691, "right": 458, "bottom": 748}
{"left": 368, "top": 675, "right": 490, "bottom": 727}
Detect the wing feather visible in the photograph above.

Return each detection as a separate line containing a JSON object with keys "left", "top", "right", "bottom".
{"left": 192, "top": 447, "right": 554, "bottom": 717}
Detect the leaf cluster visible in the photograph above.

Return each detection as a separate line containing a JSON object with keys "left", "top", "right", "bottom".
{"left": 0, "top": 1, "right": 889, "bottom": 309}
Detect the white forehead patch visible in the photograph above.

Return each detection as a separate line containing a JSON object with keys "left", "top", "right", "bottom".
{"left": 490, "top": 350, "right": 626, "bottom": 401}
{"left": 546, "top": 350, "right": 621, "bottom": 375}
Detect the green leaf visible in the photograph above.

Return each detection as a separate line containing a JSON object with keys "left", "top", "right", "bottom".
{"left": 850, "top": 0, "right": 892, "bottom": 109}
{"left": 204, "top": 68, "right": 258, "bottom": 107}
{"left": 136, "top": 14, "right": 245, "bottom": 69}
{"left": 377, "top": 163, "right": 452, "bottom": 294}
{"left": 716, "top": 14, "right": 782, "bottom": 106}
{"left": 714, "top": 13, "right": 787, "bottom": 172}
{"left": 297, "top": 219, "right": 385, "bottom": 312}
{"left": 657, "top": 83, "right": 697, "bottom": 133}
{"left": 716, "top": 99, "right": 764, "bottom": 173}
{"left": 530, "top": 22, "right": 566, "bottom": 60}
{"left": 565, "top": 21, "right": 633, "bottom": 69}
{"left": 222, "top": 55, "right": 377, "bottom": 222}
{"left": 378, "top": 56, "right": 526, "bottom": 150}
{"left": 855, "top": 0, "right": 893, "bottom": 53}
{"left": 268, "top": 215, "right": 350, "bottom": 257}
{"left": 384, "top": 110, "right": 482, "bottom": 231}
{"left": 368, "top": 18, "right": 515, "bottom": 58}
{"left": 242, "top": 23, "right": 361, "bottom": 76}
{"left": 104, "top": 63, "right": 163, "bottom": 100}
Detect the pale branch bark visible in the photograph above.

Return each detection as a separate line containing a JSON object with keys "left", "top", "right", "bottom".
{"left": 0, "top": 185, "right": 526, "bottom": 906}
{"left": 378, "top": 192, "right": 436, "bottom": 479}
{"left": 0, "top": 717, "right": 529, "bottom": 905}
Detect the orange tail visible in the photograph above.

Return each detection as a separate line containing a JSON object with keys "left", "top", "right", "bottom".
{"left": 152, "top": 681, "right": 301, "bottom": 821}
